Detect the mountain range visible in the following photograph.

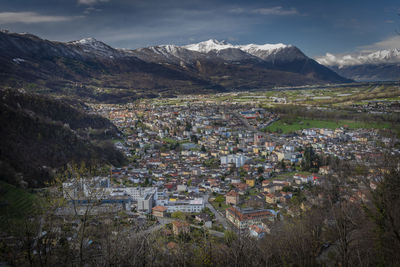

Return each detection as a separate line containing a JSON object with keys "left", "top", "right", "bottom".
{"left": 0, "top": 30, "right": 350, "bottom": 101}
{"left": 316, "top": 49, "right": 400, "bottom": 81}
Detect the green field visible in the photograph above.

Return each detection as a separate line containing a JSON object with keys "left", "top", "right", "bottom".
{"left": 271, "top": 171, "right": 313, "bottom": 180}
{"left": 209, "top": 194, "right": 229, "bottom": 213}
{"left": 0, "top": 181, "right": 39, "bottom": 228}
{"left": 264, "top": 118, "right": 391, "bottom": 134}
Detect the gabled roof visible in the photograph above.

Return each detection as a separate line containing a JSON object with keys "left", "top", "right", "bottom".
{"left": 227, "top": 206, "right": 272, "bottom": 221}
{"left": 226, "top": 190, "right": 239, "bottom": 197}
{"left": 152, "top": 205, "right": 168, "bottom": 212}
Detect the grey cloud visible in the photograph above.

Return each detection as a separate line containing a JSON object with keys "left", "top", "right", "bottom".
{"left": 229, "top": 6, "right": 299, "bottom": 16}
{"left": 0, "top": 11, "right": 81, "bottom": 24}
{"left": 252, "top": 7, "right": 299, "bottom": 16}
{"left": 359, "top": 35, "right": 400, "bottom": 51}
{"left": 315, "top": 35, "right": 400, "bottom": 67}
{"left": 77, "top": 0, "right": 109, "bottom": 6}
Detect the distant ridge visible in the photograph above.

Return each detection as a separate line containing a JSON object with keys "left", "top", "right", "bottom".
{"left": 316, "top": 49, "right": 400, "bottom": 81}
{"left": 0, "top": 31, "right": 351, "bottom": 102}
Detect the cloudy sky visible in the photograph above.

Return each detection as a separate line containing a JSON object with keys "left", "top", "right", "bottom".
{"left": 0, "top": 0, "right": 399, "bottom": 57}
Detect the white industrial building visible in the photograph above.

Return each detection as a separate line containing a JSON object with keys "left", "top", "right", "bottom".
{"left": 62, "top": 177, "right": 159, "bottom": 213}
{"left": 220, "top": 154, "right": 247, "bottom": 168}
{"left": 156, "top": 198, "right": 204, "bottom": 213}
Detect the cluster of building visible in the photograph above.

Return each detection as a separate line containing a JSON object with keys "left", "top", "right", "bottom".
{"left": 62, "top": 177, "right": 204, "bottom": 214}
{"left": 71, "top": 98, "right": 400, "bottom": 237}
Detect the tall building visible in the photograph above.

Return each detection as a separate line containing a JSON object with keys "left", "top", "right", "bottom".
{"left": 225, "top": 190, "right": 240, "bottom": 205}
{"left": 137, "top": 192, "right": 155, "bottom": 213}
{"left": 220, "top": 154, "right": 247, "bottom": 168}
{"left": 254, "top": 133, "right": 265, "bottom": 145}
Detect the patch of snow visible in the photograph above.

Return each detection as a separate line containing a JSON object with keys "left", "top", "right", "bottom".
{"left": 69, "top": 37, "right": 120, "bottom": 57}
{"left": 71, "top": 37, "right": 98, "bottom": 45}
{"left": 238, "top": 43, "right": 289, "bottom": 52}
{"left": 184, "top": 39, "right": 235, "bottom": 53}
{"left": 183, "top": 39, "right": 291, "bottom": 57}
{"left": 12, "top": 58, "right": 26, "bottom": 64}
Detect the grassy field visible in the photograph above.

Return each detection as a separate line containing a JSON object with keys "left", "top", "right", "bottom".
{"left": 161, "top": 137, "right": 192, "bottom": 144}
{"left": 264, "top": 118, "right": 391, "bottom": 134}
{"left": 0, "top": 181, "right": 39, "bottom": 228}
{"left": 209, "top": 194, "right": 229, "bottom": 213}
{"left": 271, "top": 171, "right": 313, "bottom": 180}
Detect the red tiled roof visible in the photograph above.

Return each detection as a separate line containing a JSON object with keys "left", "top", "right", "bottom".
{"left": 152, "top": 206, "right": 168, "bottom": 212}
{"left": 226, "top": 190, "right": 239, "bottom": 197}
{"left": 227, "top": 207, "right": 272, "bottom": 221}
{"left": 249, "top": 225, "right": 264, "bottom": 234}
{"left": 172, "top": 221, "right": 190, "bottom": 227}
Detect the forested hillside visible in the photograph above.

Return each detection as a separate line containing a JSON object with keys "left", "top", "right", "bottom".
{"left": 0, "top": 89, "right": 126, "bottom": 187}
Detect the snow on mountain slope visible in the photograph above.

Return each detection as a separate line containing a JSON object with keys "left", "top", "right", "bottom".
{"left": 147, "top": 45, "right": 192, "bottom": 59}
{"left": 182, "top": 39, "right": 305, "bottom": 62}
{"left": 129, "top": 44, "right": 205, "bottom": 65}
{"left": 65, "top": 37, "right": 305, "bottom": 63}
{"left": 316, "top": 48, "right": 400, "bottom": 67}
{"left": 238, "top": 43, "right": 289, "bottom": 54}
{"left": 184, "top": 39, "right": 290, "bottom": 55}
{"left": 68, "top": 37, "right": 123, "bottom": 58}
{"left": 183, "top": 39, "right": 234, "bottom": 53}
{"left": 0, "top": 30, "right": 352, "bottom": 94}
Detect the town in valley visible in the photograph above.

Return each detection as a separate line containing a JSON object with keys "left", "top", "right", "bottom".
{"left": 57, "top": 84, "right": 400, "bottom": 243}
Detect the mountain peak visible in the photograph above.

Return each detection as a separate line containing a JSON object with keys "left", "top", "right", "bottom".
{"left": 204, "top": 39, "right": 229, "bottom": 45}
{"left": 68, "top": 37, "right": 119, "bottom": 57}
{"left": 184, "top": 39, "right": 234, "bottom": 53}
{"left": 239, "top": 43, "right": 290, "bottom": 52}
{"left": 183, "top": 39, "right": 295, "bottom": 56}
{"left": 71, "top": 37, "right": 101, "bottom": 45}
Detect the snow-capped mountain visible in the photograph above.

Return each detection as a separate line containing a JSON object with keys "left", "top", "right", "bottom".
{"left": 129, "top": 45, "right": 205, "bottom": 65}
{"left": 183, "top": 39, "right": 234, "bottom": 53}
{"left": 128, "top": 39, "right": 312, "bottom": 67}
{"left": 182, "top": 39, "right": 304, "bottom": 62}
{"left": 316, "top": 49, "right": 400, "bottom": 81}
{"left": 316, "top": 49, "right": 400, "bottom": 67}
{"left": 68, "top": 37, "right": 125, "bottom": 58}
{"left": 0, "top": 30, "right": 351, "bottom": 101}
{"left": 183, "top": 39, "right": 289, "bottom": 55}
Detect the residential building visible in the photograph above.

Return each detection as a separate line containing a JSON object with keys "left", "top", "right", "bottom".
{"left": 152, "top": 206, "right": 168, "bottom": 217}
{"left": 172, "top": 221, "right": 190, "bottom": 235}
{"left": 249, "top": 224, "right": 267, "bottom": 239}
{"left": 137, "top": 192, "right": 155, "bottom": 213}
{"left": 226, "top": 206, "right": 274, "bottom": 229}
{"left": 226, "top": 190, "right": 240, "bottom": 205}
{"left": 246, "top": 179, "right": 255, "bottom": 187}
{"left": 220, "top": 154, "right": 247, "bottom": 168}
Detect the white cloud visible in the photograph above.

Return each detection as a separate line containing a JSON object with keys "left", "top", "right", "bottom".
{"left": 229, "top": 6, "right": 299, "bottom": 16}
{"left": 78, "top": 0, "right": 109, "bottom": 5}
{"left": 252, "top": 7, "right": 299, "bottom": 16}
{"left": 315, "top": 53, "right": 362, "bottom": 67}
{"left": 84, "top": 6, "right": 102, "bottom": 14}
{"left": 315, "top": 35, "right": 400, "bottom": 67}
{"left": 359, "top": 35, "right": 400, "bottom": 51}
{"left": 96, "top": 14, "right": 244, "bottom": 48}
{"left": 229, "top": 8, "right": 245, "bottom": 14}
{"left": 0, "top": 12, "right": 78, "bottom": 24}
